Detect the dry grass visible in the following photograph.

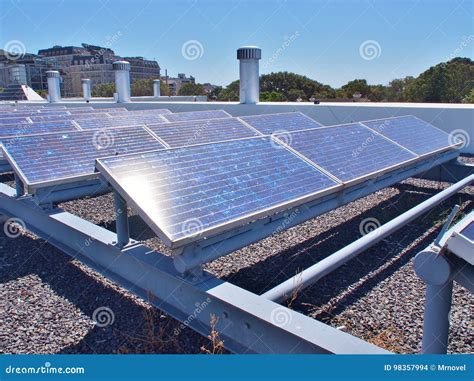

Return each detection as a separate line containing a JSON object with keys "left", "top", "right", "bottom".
{"left": 365, "top": 327, "right": 404, "bottom": 353}
{"left": 200, "top": 314, "right": 225, "bottom": 354}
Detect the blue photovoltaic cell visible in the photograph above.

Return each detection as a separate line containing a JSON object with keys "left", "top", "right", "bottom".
{"left": 278, "top": 123, "right": 417, "bottom": 183}
{"left": 2, "top": 127, "right": 165, "bottom": 187}
{"left": 0, "top": 120, "right": 79, "bottom": 137}
{"left": 29, "top": 113, "right": 112, "bottom": 123}
{"left": 126, "top": 109, "right": 171, "bottom": 115}
{"left": 96, "top": 137, "right": 339, "bottom": 246}
{"left": 461, "top": 221, "right": 474, "bottom": 241}
{"left": 76, "top": 114, "right": 167, "bottom": 129}
{"left": 162, "top": 110, "right": 231, "bottom": 122}
{"left": 0, "top": 117, "right": 29, "bottom": 125}
{"left": 361, "top": 116, "right": 457, "bottom": 155}
{"left": 239, "top": 112, "right": 323, "bottom": 134}
{"left": 147, "top": 118, "right": 259, "bottom": 147}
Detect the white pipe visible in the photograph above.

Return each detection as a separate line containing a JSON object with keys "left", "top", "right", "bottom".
{"left": 82, "top": 79, "right": 91, "bottom": 100}
{"left": 153, "top": 79, "right": 161, "bottom": 97}
{"left": 237, "top": 46, "right": 261, "bottom": 104}
{"left": 113, "top": 61, "right": 131, "bottom": 103}
{"left": 46, "top": 70, "right": 61, "bottom": 103}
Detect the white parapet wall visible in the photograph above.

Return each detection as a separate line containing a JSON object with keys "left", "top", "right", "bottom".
{"left": 24, "top": 100, "right": 474, "bottom": 153}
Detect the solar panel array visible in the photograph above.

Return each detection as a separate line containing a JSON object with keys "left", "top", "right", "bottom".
{"left": 360, "top": 116, "right": 458, "bottom": 155}
{"left": 0, "top": 108, "right": 461, "bottom": 248}
{"left": 0, "top": 120, "right": 79, "bottom": 138}
{"left": 146, "top": 118, "right": 259, "bottom": 148}
{"left": 239, "top": 112, "right": 323, "bottom": 134}
{"left": 162, "top": 110, "right": 231, "bottom": 122}
{"left": 275, "top": 123, "right": 417, "bottom": 182}
{"left": 2, "top": 127, "right": 165, "bottom": 187}
{"left": 96, "top": 137, "right": 339, "bottom": 246}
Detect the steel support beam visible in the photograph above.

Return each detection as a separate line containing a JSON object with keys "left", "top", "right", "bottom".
{"left": 113, "top": 191, "right": 130, "bottom": 248}
{"left": 415, "top": 159, "right": 473, "bottom": 183}
{"left": 262, "top": 174, "right": 473, "bottom": 303}
{"left": 14, "top": 174, "right": 24, "bottom": 197}
{"left": 174, "top": 151, "right": 460, "bottom": 274}
{"left": 0, "top": 183, "right": 388, "bottom": 354}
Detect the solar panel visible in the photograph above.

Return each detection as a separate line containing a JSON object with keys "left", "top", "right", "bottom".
{"left": 147, "top": 118, "right": 260, "bottom": 148}
{"left": 96, "top": 137, "right": 340, "bottom": 247}
{"left": 63, "top": 107, "right": 95, "bottom": 113}
{"left": 162, "top": 110, "right": 231, "bottom": 122}
{"left": 0, "top": 120, "right": 79, "bottom": 138}
{"left": 276, "top": 123, "right": 417, "bottom": 183}
{"left": 0, "top": 117, "right": 29, "bottom": 125}
{"left": 461, "top": 221, "right": 474, "bottom": 241}
{"left": 1, "top": 127, "right": 165, "bottom": 189}
{"left": 75, "top": 114, "right": 167, "bottom": 129}
{"left": 361, "top": 116, "right": 460, "bottom": 155}
{"left": 126, "top": 109, "right": 172, "bottom": 115}
{"left": 239, "top": 112, "right": 323, "bottom": 134}
{"left": 29, "top": 112, "right": 111, "bottom": 123}
{"left": 91, "top": 107, "right": 129, "bottom": 113}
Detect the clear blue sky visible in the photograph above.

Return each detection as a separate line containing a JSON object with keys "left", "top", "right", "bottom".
{"left": 1, "top": 0, "right": 472, "bottom": 87}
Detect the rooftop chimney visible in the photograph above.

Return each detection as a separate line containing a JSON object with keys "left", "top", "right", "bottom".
{"left": 46, "top": 70, "right": 61, "bottom": 103}
{"left": 153, "top": 79, "right": 161, "bottom": 97}
{"left": 237, "top": 46, "right": 261, "bottom": 104}
{"left": 113, "top": 61, "right": 131, "bottom": 103}
{"left": 82, "top": 78, "right": 91, "bottom": 101}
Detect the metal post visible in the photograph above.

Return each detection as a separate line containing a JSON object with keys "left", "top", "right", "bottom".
{"left": 113, "top": 191, "right": 129, "bottom": 248}
{"left": 422, "top": 281, "right": 453, "bottom": 354}
{"left": 14, "top": 174, "right": 24, "bottom": 197}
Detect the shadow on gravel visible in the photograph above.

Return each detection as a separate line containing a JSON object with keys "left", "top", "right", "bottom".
{"left": 0, "top": 233, "right": 206, "bottom": 354}
{"left": 221, "top": 182, "right": 472, "bottom": 319}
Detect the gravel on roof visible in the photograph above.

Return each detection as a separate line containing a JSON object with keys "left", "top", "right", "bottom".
{"left": 1, "top": 173, "right": 472, "bottom": 354}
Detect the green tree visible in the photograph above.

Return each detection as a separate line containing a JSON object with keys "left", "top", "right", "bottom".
{"left": 178, "top": 83, "right": 206, "bottom": 96}
{"left": 340, "top": 79, "right": 370, "bottom": 98}
{"left": 92, "top": 82, "right": 115, "bottom": 97}
{"left": 260, "top": 91, "right": 286, "bottom": 101}
{"left": 287, "top": 89, "right": 306, "bottom": 101}
{"left": 217, "top": 80, "right": 239, "bottom": 101}
{"left": 462, "top": 88, "right": 474, "bottom": 103}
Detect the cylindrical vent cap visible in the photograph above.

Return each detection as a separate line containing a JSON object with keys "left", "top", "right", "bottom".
{"left": 113, "top": 61, "right": 131, "bottom": 71}
{"left": 81, "top": 78, "right": 91, "bottom": 83}
{"left": 237, "top": 47, "right": 261, "bottom": 60}
{"left": 153, "top": 79, "right": 160, "bottom": 83}
{"left": 46, "top": 71, "right": 60, "bottom": 78}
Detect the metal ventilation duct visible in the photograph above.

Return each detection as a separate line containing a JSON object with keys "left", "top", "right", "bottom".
{"left": 237, "top": 46, "right": 261, "bottom": 104}
{"left": 46, "top": 70, "right": 61, "bottom": 103}
{"left": 113, "top": 61, "right": 131, "bottom": 103}
{"left": 81, "top": 78, "right": 91, "bottom": 100}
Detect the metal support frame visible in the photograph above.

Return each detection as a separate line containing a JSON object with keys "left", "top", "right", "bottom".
{"left": 174, "top": 151, "right": 460, "bottom": 273}
{"left": 415, "top": 158, "right": 473, "bottom": 183}
{"left": 113, "top": 191, "right": 130, "bottom": 248}
{"left": 14, "top": 174, "right": 24, "bottom": 197}
{"left": 414, "top": 248, "right": 473, "bottom": 354}
{"left": 262, "top": 174, "right": 473, "bottom": 302}
{"left": 0, "top": 182, "right": 387, "bottom": 354}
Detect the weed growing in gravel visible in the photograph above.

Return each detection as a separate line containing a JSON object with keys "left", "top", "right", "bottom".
{"left": 200, "top": 314, "right": 224, "bottom": 354}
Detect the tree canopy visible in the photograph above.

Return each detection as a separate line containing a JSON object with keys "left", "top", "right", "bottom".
{"left": 215, "top": 57, "right": 473, "bottom": 103}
